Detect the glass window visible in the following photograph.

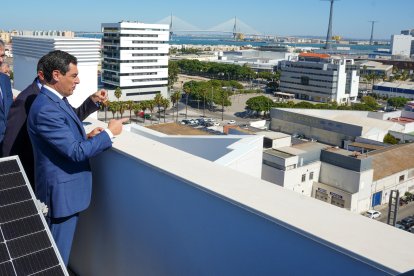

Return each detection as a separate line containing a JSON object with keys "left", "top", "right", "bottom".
{"left": 309, "top": 172, "right": 314, "bottom": 180}
{"left": 301, "top": 174, "right": 306, "bottom": 182}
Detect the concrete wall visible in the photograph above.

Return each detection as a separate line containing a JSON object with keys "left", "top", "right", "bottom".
{"left": 272, "top": 136, "right": 291, "bottom": 148}
{"left": 320, "top": 150, "right": 372, "bottom": 172}
{"left": 70, "top": 149, "right": 394, "bottom": 275}
{"left": 319, "top": 163, "right": 373, "bottom": 212}
{"left": 372, "top": 169, "right": 414, "bottom": 206}
{"left": 129, "top": 125, "right": 263, "bottom": 178}
{"left": 389, "top": 131, "right": 414, "bottom": 143}
{"left": 270, "top": 109, "right": 362, "bottom": 146}
{"left": 319, "top": 162, "right": 374, "bottom": 195}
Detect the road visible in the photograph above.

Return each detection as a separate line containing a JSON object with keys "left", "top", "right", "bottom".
{"left": 378, "top": 201, "right": 414, "bottom": 224}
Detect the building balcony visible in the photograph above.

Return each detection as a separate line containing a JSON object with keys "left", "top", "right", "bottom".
{"left": 68, "top": 119, "right": 414, "bottom": 275}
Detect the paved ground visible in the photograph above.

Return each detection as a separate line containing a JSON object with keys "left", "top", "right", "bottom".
{"left": 377, "top": 201, "right": 414, "bottom": 224}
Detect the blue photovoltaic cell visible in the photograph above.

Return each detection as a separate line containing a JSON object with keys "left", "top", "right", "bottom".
{"left": 0, "top": 158, "right": 67, "bottom": 276}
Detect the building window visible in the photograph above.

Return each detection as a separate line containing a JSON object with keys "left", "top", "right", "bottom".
{"left": 399, "top": 175, "right": 405, "bottom": 182}
{"left": 300, "top": 76, "right": 310, "bottom": 85}
{"left": 309, "top": 172, "right": 314, "bottom": 180}
{"left": 301, "top": 174, "right": 306, "bottom": 182}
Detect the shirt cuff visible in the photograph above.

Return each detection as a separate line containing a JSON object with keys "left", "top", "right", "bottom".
{"left": 104, "top": 129, "right": 114, "bottom": 139}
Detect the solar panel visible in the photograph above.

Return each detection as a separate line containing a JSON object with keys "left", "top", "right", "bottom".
{"left": 0, "top": 156, "right": 68, "bottom": 276}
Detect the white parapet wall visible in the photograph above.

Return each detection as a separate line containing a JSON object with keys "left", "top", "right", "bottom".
{"left": 69, "top": 118, "right": 414, "bottom": 275}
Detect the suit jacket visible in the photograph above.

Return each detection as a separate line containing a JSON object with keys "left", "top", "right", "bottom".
{"left": 27, "top": 87, "right": 112, "bottom": 218}
{"left": 0, "top": 73, "right": 14, "bottom": 143}
{"left": 2, "top": 78, "right": 99, "bottom": 186}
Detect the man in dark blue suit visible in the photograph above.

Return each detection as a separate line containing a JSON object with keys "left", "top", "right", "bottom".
{"left": 2, "top": 55, "right": 110, "bottom": 187}
{"left": 27, "top": 50, "right": 127, "bottom": 265}
{"left": 0, "top": 40, "right": 14, "bottom": 144}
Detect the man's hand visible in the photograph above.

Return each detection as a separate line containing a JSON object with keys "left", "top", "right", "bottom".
{"left": 108, "top": 118, "right": 129, "bottom": 136}
{"left": 87, "top": 127, "right": 104, "bottom": 139}
{"left": 90, "top": 89, "right": 108, "bottom": 105}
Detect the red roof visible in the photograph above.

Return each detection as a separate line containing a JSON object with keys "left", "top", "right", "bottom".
{"left": 299, "top": 53, "right": 331, "bottom": 58}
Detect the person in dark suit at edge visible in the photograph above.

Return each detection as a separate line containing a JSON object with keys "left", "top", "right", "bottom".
{"left": 2, "top": 55, "right": 110, "bottom": 187}
{"left": 0, "top": 40, "right": 14, "bottom": 145}
{"left": 27, "top": 50, "right": 128, "bottom": 265}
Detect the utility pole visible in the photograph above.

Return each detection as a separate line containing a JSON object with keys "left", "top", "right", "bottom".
{"left": 369, "top": 20, "right": 378, "bottom": 45}
{"left": 322, "top": 0, "right": 338, "bottom": 50}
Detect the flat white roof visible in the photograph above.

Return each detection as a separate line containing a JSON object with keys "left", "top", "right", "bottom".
{"left": 86, "top": 118, "right": 414, "bottom": 273}
{"left": 277, "top": 108, "right": 404, "bottom": 137}
{"left": 376, "top": 81, "right": 414, "bottom": 90}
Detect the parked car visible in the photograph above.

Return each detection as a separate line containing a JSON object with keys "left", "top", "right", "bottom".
{"left": 228, "top": 120, "right": 236, "bottom": 125}
{"left": 213, "top": 122, "right": 220, "bottom": 127}
{"left": 409, "top": 226, "right": 414, "bottom": 233}
{"left": 400, "top": 216, "right": 414, "bottom": 230}
{"left": 395, "top": 223, "right": 405, "bottom": 230}
{"left": 137, "top": 112, "right": 151, "bottom": 119}
{"left": 365, "top": 210, "right": 381, "bottom": 219}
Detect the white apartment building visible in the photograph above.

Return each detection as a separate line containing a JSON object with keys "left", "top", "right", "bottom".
{"left": 12, "top": 36, "right": 101, "bottom": 114}
{"left": 391, "top": 34, "right": 414, "bottom": 58}
{"left": 279, "top": 53, "right": 359, "bottom": 103}
{"left": 101, "top": 21, "right": 169, "bottom": 101}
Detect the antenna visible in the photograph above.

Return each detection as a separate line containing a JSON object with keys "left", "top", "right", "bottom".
{"left": 322, "top": 0, "right": 339, "bottom": 50}
{"left": 369, "top": 20, "right": 378, "bottom": 45}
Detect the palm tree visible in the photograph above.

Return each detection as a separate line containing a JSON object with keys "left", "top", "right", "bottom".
{"left": 147, "top": 100, "right": 155, "bottom": 124}
{"left": 170, "top": 91, "right": 181, "bottom": 122}
{"left": 108, "top": 101, "right": 118, "bottom": 119}
{"left": 119, "top": 101, "right": 126, "bottom": 118}
{"left": 125, "top": 100, "right": 134, "bottom": 119}
{"left": 133, "top": 103, "right": 141, "bottom": 122}
{"left": 154, "top": 94, "right": 163, "bottom": 123}
{"left": 161, "top": 98, "right": 170, "bottom": 123}
{"left": 183, "top": 82, "right": 193, "bottom": 119}
{"left": 140, "top": 101, "right": 148, "bottom": 123}
{"left": 114, "top": 87, "right": 122, "bottom": 102}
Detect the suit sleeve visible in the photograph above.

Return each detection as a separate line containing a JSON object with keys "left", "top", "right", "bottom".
{"left": 75, "top": 97, "right": 99, "bottom": 121}
{"left": 33, "top": 105, "right": 112, "bottom": 162}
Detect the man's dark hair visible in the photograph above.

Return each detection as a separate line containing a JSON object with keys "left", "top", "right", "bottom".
{"left": 0, "top": 39, "right": 4, "bottom": 48}
{"left": 42, "top": 50, "right": 77, "bottom": 82}
{"left": 36, "top": 55, "right": 47, "bottom": 73}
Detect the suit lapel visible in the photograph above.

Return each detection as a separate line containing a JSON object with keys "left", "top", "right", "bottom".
{"left": 41, "top": 88, "right": 86, "bottom": 138}
{"left": 0, "top": 75, "right": 6, "bottom": 112}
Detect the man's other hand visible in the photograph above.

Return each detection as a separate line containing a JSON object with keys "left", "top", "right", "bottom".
{"left": 87, "top": 127, "right": 104, "bottom": 139}
{"left": 108, "top": 118, "right": 129, "bottom": 136}
{"left": 91, "top": 89, "right": 108, "bottom": 105}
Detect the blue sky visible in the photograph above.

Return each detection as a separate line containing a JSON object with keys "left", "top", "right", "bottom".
{"left": 1, "top": 0, "right": 413, "bottom": 39}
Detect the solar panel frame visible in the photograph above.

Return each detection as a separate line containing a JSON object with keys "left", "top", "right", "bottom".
{"left": 0, "top": 156, "right": 68, "bottom": 276}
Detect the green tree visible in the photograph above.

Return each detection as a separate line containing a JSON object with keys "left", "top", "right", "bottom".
{"left": 108, "top": 101, "right": 119, "bottom": 119}
{"left": 183, "top": 81, "right": 195, "bottom": 119}
{"left": 147, "top": 100, "right": 155, "bottom": 124}
{"left": 119, "top": 101, "right": 126, "bottom": 118}
{"left": 154, "top": 94, "right": 164, "bottom": 123}
{"left": 133, "top": 103, "right": 141, "bottom": 121}
{"left": 140, "top": 101, "right": 148, "bottom": 123}
{"left": 361, "top": 95, "right": 379, "bottom": 110}
{"left": 161, "top": 98, "right": 170, "bottom": 123}
{"left": 387, "top": 97, "right": 409, "bottom": 109}
{"left": 125, "top": 100, "right": 134, "bottom": 119}
{"left": 168, "top": 61, "right": 179, "bottom": 88}
{"left": 170, "top": 91, "right": 181, "bottom": 122}
{"left": 246, "top": 96, "right": 274, "bottom": 117}
{"left": 383, "top": 133, "right": 398, "bottom": 144}
{"left": 114, "top": 87, "right": 122, "bottom": 102}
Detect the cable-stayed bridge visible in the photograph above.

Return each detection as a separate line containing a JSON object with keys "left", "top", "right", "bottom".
{"left": 76, "top": 16, "right": 270, "bottom": 39}
{"left": 157, "top": 15, "right": 269, "bottom": 39}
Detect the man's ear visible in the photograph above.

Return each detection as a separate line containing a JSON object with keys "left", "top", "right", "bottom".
{"left": 52, "top": 70, "right": 60, "bottom": 82}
